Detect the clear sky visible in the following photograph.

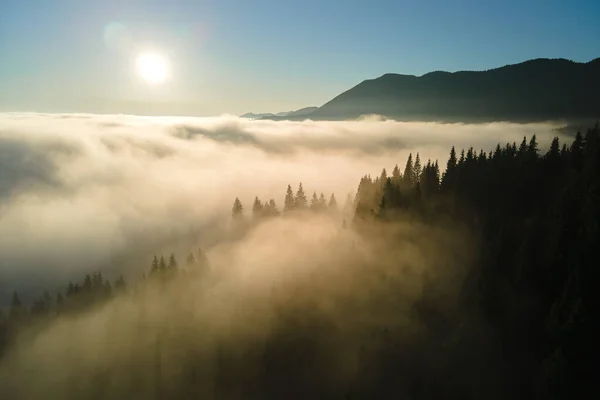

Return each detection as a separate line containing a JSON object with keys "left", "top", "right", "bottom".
{"left": 1, "top": 0, "right": 598, "bottom": 116}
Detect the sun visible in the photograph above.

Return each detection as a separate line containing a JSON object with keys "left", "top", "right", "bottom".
{"left": 135, "top": 52, "right": 169, "bottom": 85}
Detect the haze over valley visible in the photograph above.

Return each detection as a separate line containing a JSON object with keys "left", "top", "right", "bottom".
{"left": 1, "top": 1, "right": 598, "bottom": 398}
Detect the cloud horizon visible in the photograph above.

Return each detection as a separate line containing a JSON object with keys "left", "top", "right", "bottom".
{"left": 0, "top": 112, "right": 568, "bottom": 301}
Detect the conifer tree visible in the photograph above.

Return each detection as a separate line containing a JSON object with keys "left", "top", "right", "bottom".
{"left": 413, "top": 154, "right": 422, "bottom": 184}
{"left": 571, "top": 131, "right": 584, "bottom": 170}
{"left": 232, "top": 197, "right": 244, "bottom": 221}
{"left": 403, "top": 153, "right": 414, "bottom": 186}
{"left": 392, "top": 164, "right": 401, "bottom": 183}
{"left": 168, "top": 253, "right": 178, "bottom": 269}
{"left": 379, "top": 168, "right": 388, "bottom": 187}
{"left": 295, "top": 182, "right": 307, "bottom": 209}
{"left": 267, "top": 199, "right": 280, "bottom": 217}
{"left": 310, "top": 191, "right": 319, "bottom": 211}
{"left": 284, "top": 184, "right": 295, "bottom": 212}
{"left": 83, "top": 274, "right": 92, "bottom": 292}
{"left": 151, "top": 255, "right": 159, "bottom": 274}
{"left": 447, "top": 146, "right": 457, "bottom": 170}
{"left": 465, "top": 147, "right": 475, "bottom": 164}
{"left": 528, "top": 134, "right": 539, "bottom": 157}
{"left": 252, "top": 197, "right": 264, "bottom": 220}
{"left": 518, "top": 136, "right": 528, "bottom": 156}
{"left": 547, "top": 137, "right": 560, "bottom": 160}
{"left": 318, "top": 193, "right": 327, "bottom": 211}
{"left": 329, "top": 193, "right": 338, "bottom": 211}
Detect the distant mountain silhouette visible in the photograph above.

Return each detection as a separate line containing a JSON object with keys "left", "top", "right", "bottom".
{"left": 241, "top": 106, "right": 319, "bottom": 120}
{"left": 284, "top": 106, "right": 319, "bottom": 117}
{"left": 269, "top": 58, "right": 600, "bottom": 123}
{"left": 240, "top": 112, "right": 277, "bottom": 119}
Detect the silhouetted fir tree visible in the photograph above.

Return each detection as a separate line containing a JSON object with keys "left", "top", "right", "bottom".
{"left": 420, "top": 160, "right": 440, "bottom": 197}
{"left": 232, "top": 197, "right": 244, "bottom": 221}
{"left": 493, "top": 143, "right": 502, "bottom": 159}
{"left": 252, "top": 196, "right": 264, "bottom": 220}
{"left": 442, "top": 146, "right": 458, "bottom": 192}
{"left": 465, "top": 147, "right": 475, "bottom": 165}
{"left": 354, "top": 175, "right": 377, "bottom": 220}
{"left": 151, "top": 255, "right": 159, "bottom": 274}
{"left": 168, "top": 254, "right": 178, "bottom": 269}
{"left": 310, "top": 192, "right": 319, "bottom": 211}
{"left": 265, "top": 198, "right": 280, "bottom": 217}
{"left": 83, "top": 274, "right": 92, "bottom": 292}
{"left": 545, "top": 137, "right": 562, "bottom": 174}
{"left": 413, "top": 153, "right": 422, "bottom": 184}
{"left": 284, "top": 184, "right": 295, "bottom": 213}
{"left": 448, "top": 146, "right": 458, "bottom": 169}
{"left": 379, "top": 178, "right": 400, "bottom": 218}
{"left": 570, "top": 131, "right": 584, "bottom": 171}
{"left": 295, "top": 182, "right": 307, "bottom": 209}
{"left": 528, "top": 134, "right": 539, "bottom": 157}
{"left": 518, "top": 136, "right": 528, "bottom": 156}
{"left": 391, "top": 164, "right": 402, "bottom": 184}
{"left": 379, "top": 168, "right": 388, "bottom": 186}
{"left": 403, "top": 153, "right": 414, "bottom": 187}
{"left": 92, "top": 272, "right": 103, "bottom": 289}
{"left": 328, "top": 193, "right": 338, "bottom": 212}
{"left": 318, "top": 193, "right": 327, "bottom": 211}
{"left": 159, "top": 255, "right": 167, "bottom": 272}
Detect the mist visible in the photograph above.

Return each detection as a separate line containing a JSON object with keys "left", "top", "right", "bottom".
{"left": 0, "top": 112, "right": 565, "bottom": 292}
{"left": 0, "top": 112, "right": 570, "bottom": 397}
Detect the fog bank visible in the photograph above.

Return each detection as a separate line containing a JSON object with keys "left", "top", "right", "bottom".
{"left": 0, "top": 112, "right": 566, "bottom": 298}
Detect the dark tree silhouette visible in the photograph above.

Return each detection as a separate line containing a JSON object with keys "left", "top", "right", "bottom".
{"left": 295, "top": 182, "right": 308, "bottom": 209}
{"left": 232, "top": 197, "right": 244, "bottom": 223}
{"left": 252, "top": 196, "right": 264, "bottom": 220}
{"left": 284, "top": 184, "right": 295, "bottom": 213}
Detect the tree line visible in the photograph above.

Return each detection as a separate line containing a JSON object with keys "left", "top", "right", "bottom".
{"left": 231, "top": 182, "right": 355, "bottom": 223}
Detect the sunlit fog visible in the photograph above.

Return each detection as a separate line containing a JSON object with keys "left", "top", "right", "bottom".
{"left": 0, "top": 112, "right": 574, "bottom": 397}
{"left": 0, "top": 113, "right": 563, "bottom": 290}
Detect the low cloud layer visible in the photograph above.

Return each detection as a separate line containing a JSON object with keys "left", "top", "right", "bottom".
{"left": 0, "top": 113, "right": 567, "bottom": 298}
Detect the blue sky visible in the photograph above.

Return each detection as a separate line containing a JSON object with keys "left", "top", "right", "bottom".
{"left": 0, "top": 0, "right": 598, "bottom": 116}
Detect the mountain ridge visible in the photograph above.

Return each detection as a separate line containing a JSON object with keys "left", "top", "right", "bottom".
{"left": 259, "top": 57, "right": 600, "bottom": 123}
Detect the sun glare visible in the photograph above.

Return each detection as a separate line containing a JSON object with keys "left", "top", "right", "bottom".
{"left": 136, "top": 52, "right": 169, "bottom": 85}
